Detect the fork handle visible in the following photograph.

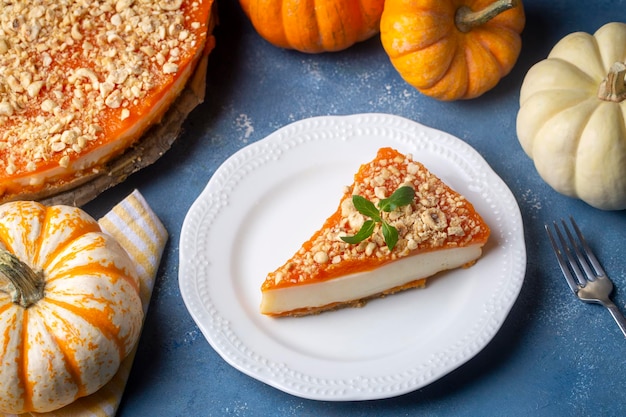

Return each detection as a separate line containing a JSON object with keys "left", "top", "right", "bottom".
{"left": 602, "top": 300, "right": 626, "bottom": 338}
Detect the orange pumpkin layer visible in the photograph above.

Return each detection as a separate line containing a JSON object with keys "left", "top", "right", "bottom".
{"left": 0, "top": 0, "right": 215, "bottom": 201}
{"left": 261, "top": 147, "right": 490, "bottom": 317}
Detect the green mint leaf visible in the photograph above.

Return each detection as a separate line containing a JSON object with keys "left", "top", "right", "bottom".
{"left": 378, "top": 186, "right": 415, "bottom": 212}
{"left": 344, "top": 186, "right": 413, "bottom": 252}
{"left": 352, "top": 195, "right": 381, "bottom": 222}
{"left": 341, "top": 220, "right": 376, "bottom": 244}
{"left": 381, "top": 222, "right": 399, "bottom": 251}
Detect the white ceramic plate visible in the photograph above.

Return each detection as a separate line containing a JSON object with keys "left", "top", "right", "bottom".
{"left": 179, "top": 113, "right": 526, "bottom": 401}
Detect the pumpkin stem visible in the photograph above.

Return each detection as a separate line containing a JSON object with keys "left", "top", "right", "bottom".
{"left": 0, "top": 250, "right": 44, "bottom": 308}
{"left": 455, "top": 0, "right": 519, "bottom": 33}
{"left": 598, "top": 62, "right": 626, "bottom": 103}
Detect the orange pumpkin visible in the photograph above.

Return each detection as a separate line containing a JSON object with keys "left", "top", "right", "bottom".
{"left": 239, "top": 0, "right": 385, "bottom": 53}
{"left": 380, "top": 0, "right": 525, "bottom": 100}
{"left": 0, "top": 201, "right": 143, "bottom": 414}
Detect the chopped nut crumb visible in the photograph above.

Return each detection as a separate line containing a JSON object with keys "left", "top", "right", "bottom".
{"left": 313, "top": 251, "right": 329, "bottom": 264}
{"left": 0, "top": 0, "right": 209, "bottom": 189}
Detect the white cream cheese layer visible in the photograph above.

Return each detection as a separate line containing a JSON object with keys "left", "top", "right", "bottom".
{"left": 261, "top": 244, "right": 483, "bottom": 315}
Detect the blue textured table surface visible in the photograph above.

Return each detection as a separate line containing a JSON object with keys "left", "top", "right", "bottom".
{"left": 83, "top": 1, "right": 626, "bottom": 415}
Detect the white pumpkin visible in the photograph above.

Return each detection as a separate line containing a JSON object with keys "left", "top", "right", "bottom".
{"left": 0, "top": 201, "right": 143, "bottom": 414}
{"left": 517, "top": 22, "right": 626, "bottom": 210}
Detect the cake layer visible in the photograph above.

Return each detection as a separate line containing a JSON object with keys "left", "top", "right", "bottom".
{"left": 260, "top": 244, "right": 483, "bottom": 316}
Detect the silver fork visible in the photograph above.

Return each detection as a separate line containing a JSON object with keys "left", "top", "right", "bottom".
{"left": 545, "top": 217, "right": 626, "bottom": 338}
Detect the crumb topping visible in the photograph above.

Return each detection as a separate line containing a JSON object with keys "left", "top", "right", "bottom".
{"left": 0, "top": 0, "right": 209, "bottom": 183}
{"left": 265, "top": 147, "right": 490, "bottom": 289}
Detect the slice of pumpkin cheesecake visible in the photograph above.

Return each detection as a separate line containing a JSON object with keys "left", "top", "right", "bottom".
{"left": 260, "top": 147, "right": 490, "bottom": 317}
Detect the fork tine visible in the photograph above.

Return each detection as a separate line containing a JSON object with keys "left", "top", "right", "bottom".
{"left": 560, "top": 218, "right": 598, "bottom": 283}
{"left": 568, "top": 216, "right": 607, "bottom": 278}
{"left": 545, "top": 222, "right": 580, "bottom": 293}
{"left": 553, "top": 220, "right": 589, "bottom": 287}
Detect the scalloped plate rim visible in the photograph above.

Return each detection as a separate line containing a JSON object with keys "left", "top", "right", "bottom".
{"left": 179, "top": 113, "right": 526, "bottom": 401}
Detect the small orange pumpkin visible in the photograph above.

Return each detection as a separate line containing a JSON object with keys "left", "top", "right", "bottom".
{"left": 239, "top": 0, "right": 385, "bottom": 53}
{"left": 380, "top": 0, "right": 525, "bottom": 100}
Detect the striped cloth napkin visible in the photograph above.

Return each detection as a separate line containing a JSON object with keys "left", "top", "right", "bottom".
{"left": 7, "top": 189, "right": 168, "bottom": 417}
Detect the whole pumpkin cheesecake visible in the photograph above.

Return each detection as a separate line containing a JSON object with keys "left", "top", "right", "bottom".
{"left": 0, "top": 0, "right": 215, "bottom": 202}
{"left": 261, "top": 147, "right": 490, "bottom": 317}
